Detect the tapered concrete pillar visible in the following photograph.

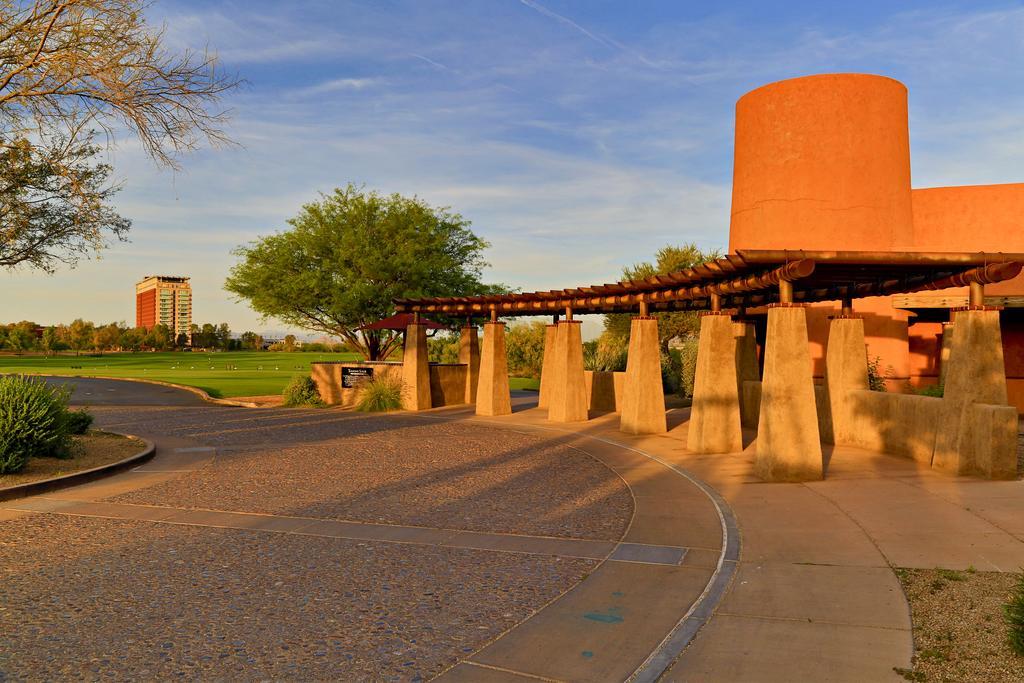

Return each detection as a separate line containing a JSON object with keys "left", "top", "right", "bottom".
{"left": 548, "top": 321, "right": 588, "bottom": 423}
{"left": 934, "top": 309, "right": 1014, "bottom": 476}
{"left": 476, "top": 322, "right": 512, "bottom": 416}
{"left": 459, "top": 325, "right": 480, "bottom": 405}
{"left": 755, "top": 306, "right": 823, "bottom": 481}
{"left": 825, "top": 317, "right": 869, "bottom": 445}
{"left": 620, "top": 316, "right": 666, "bottom": 434}
{"left": 734, "top": 321, "right": 759, "bottom": 425}
{"left": 401, "top": 323, "right": 431, "bottom": 411}
{"left": 537, "top": 324, "right": 559, "bottom": 409}
{"left": 687, "top": 314, "right": 742, "bottom": 452}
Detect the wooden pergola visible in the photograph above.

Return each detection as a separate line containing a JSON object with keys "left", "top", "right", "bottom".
{"left": 395, "top": 250, "right": 1024, "bottom": 318}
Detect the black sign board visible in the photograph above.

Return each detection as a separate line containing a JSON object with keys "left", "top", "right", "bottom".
{"left": 341, "top": 366, "right": 374, "bottom": 389}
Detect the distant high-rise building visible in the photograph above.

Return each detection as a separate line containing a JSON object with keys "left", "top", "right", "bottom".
{"left": 136, "top": 275, "right": 192, "bottom": 339}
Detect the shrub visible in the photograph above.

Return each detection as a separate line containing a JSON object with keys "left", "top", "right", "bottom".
{"left": 428, "top": 333, "right": 460, "bottom": 364}
{"left": 867, "top": 355, "right": 888, "bottom": 392}
{"left": 676, "top": 336, "right": 699, "bottom": 398}
{"left": 63, "top": 408, "right": 94, "bottom": 435}
{"left": 660, "top": 348, "right": 683, "bottom": 395}
{"left": 0, "top": 375, "right": 73, "bottom": 473}
{"left": 356, "top": 375, "right": 404, "bottom": 412}
{"left": 282, "top": 375, "right": 325, "bottom": 407}
{"left": 506, "top": 321, "right": 547, "bottom": 379}
{"left": 1004, "top": 570, "right": 1024, "bottom": 656}
{"left": 585, "top": 333, "right": 628, "bottom": 372}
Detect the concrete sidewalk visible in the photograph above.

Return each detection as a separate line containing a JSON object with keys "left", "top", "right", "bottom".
{"left": 417, "top": 402, "right": 1024, "bottom": 682}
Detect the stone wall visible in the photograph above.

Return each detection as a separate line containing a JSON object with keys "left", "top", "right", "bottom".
{"left": 584, "top": 370, "right": 625, "bottom": 412}
{"left": 312, "top": 361, "right": 469, "bottom": 409}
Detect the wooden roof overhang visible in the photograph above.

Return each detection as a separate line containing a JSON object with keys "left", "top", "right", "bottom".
{"left": 394, "top": 250, "right": 1024, "bottom": 317}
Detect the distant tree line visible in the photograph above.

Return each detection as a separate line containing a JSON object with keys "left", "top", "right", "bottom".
{"left": 0, "top": 320, "right": 356, "bottom": 355}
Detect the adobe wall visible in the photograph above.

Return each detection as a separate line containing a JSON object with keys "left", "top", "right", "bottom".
{"left": 729, "top": 73, "right": 914, "bottom": 253}
{"left": 726, "top": 72, "right": 1024, "bottom": 413}
{"left": 584, "top": 370, "right": 625, "bottom": 412}
{"left": 312, "top": 361, "right": 469, "bottom": 408}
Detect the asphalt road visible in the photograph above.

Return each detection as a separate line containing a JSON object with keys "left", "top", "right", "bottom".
{"left": 39, "top": 376, "right": 208, "bottom": 406}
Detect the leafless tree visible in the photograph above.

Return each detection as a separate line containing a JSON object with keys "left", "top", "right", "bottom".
{"left": 0, "top": 0, "right": 241, "bottom": 271}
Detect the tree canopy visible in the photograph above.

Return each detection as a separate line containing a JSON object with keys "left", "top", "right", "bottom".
{"left": 0, "top": 0, "right": 239, "bottom": 272}
{"left": 225, "top": 185, "right": 502, "bottom": 360}
{"left": 604, "top": 243, "right": 722, "bottom": 348}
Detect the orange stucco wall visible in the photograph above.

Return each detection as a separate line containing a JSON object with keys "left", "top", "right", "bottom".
{"left": 727, "top": 73, "right": 1024, "bottom": 413}
{"left": 729, "top": 74, "right": 914, "bottom": 253}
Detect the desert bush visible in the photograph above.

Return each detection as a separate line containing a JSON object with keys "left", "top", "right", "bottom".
{"left": 585, "top": 333, "right": 628, "bottom": 372}
{"left": 282, "top": 375, "right": 325, "bottom": 407}
{"left": 1003, "top": 570, "right": 1024, "bottom": 655}
{"left": 676, "top": 336, "right": 699, "bottom": 398}
{"left": 63, "top": 408, "right": 94, "bottom": 435}
{"left": 506, "top": 321, "right": 547, "bottom": 379}
{"left": 867, "top": 355, "right": 889, "bottom": 392}
{"left": 0, "top": 375, "right": 73, "bottom": 473}
{"left": 661, "top": 348, "right": 683, "bottom": 395}
{"left": 428, "top": 333, "right": 460, "bottom": 364}
{"left": 356, "top": 375, "right": 404, "bottom": 412}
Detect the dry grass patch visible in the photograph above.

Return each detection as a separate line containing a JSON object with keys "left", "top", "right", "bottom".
{"left": 895, "top": 567, "right": 1024, "bottom": 682}
{"left": 0, "top": 432, "right": 146, "bottom": 489}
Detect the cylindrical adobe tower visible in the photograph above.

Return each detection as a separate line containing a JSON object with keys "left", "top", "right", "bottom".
{"left": 728, "top": 74, "right": 914, "bottom": 253}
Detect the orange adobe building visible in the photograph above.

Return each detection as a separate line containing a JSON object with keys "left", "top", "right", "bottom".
{"left": 727, "top": 74, "right": 1024, "bottom": 413}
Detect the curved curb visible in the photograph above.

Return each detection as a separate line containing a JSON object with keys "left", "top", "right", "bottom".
{"left": 0, "top": 433, "right": 155, "bottom": 503}
{"left": 29, "top": 373, "right": 260, "bottom": 408}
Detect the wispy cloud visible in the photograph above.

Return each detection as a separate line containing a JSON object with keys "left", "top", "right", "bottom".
{"left": 6, "top": 0, "right": 1023, "bottom": 336}
{"left": 293, "top": 77, "right": 383, "bottom": 97}
{"left": 518, "top": 0, "right": 616, "bottom": 49}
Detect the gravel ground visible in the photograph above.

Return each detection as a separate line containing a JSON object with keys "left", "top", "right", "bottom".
{"left": 0, "top": 515, "right": 596, "bottom": 681}
{"left": 895, "top": 567, "right": 1024, "bottom": 682}
{"left": 100, "top": 407, "right": 632, "bottom": 540}
{"left": 0, "top": 432, "right": 144, "bottom": 488}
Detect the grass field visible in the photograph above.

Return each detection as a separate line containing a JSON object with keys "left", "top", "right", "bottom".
{"left": 0, "top": 351, "right": 541, "bottom": 398}
{"left": 0, "top": 351, "right": 362, "bottom": 398}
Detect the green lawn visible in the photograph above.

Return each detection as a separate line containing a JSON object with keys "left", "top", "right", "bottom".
{"left": 510, "top": 376, "right": 540, "bottom": 391}
{"left": 0, "top": 351, "right": 362, "bottom": 398}
{"left": 0, "top": 351, "right": 542, "bottom": 399}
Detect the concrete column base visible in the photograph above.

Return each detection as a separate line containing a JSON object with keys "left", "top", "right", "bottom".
{"left": 754, "top": 306, "right": 823, "bottom": 481}
{"left": 537, "top": 324, "right": 558, "bottom": 410}
{"left": 476, "top": 322, "right": 512, "bottom": 416}
{"left": 825, "top": 317, "right": 869, "bottom": 445}
{"left": 401, "top": 323, "right": 432, "bottom": 411}
{"left": 459, "top": 326, "right": 480, "bottom": 405}
{"left": 687, "top": 314, "right": 742, "bottom": 452}
{"left": 934, "top": 309, "right": 1013, "bottom": 477}
{"left": 620, "top": 317, "right": 666, "bottom": 434}
{"left": 548, "top": 321, "right": 589, "bottom": 423}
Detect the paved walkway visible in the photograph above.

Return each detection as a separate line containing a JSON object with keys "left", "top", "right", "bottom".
{"left": 1, "top": 379, "right": 729, "bottom": 681}
{"left": 6, "top": 378, "right": 1024, "bottom": 681}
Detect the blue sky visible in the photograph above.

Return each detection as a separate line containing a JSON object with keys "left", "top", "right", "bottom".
{"left": 4, "top": 0, "right": 1024, "bottom": 338}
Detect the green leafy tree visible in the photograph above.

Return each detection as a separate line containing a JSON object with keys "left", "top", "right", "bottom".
{"left": 40, "top": 326, "right": 62, "bottom": 355}
{"left": 7, "top": 321, "right": 38, "bottom": 354}
{"left": 216, "top": 323, "right": 232, "bottom": 350}
{"left": 122, "top": 326, "right": 147, "bottom": 351}
{"left": 67, "top": 318, "right": 94, "bottom": 355}
{"left": 506, "top": 321, "right": 547, "bottom": 379}
{"left": 240, "top": 331, "right": 263, "bottom": 350}
{"left": 93, "top": 322, "right": 123, "bottom": 353}
{"left": 225, "top": 185, "right": 502, "bottom": 360}
{"left": 604, "top": 243, "right": 722, "bottom": 350}
{"left": 145, "top": 324, "right": 172, "bottom": 351}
